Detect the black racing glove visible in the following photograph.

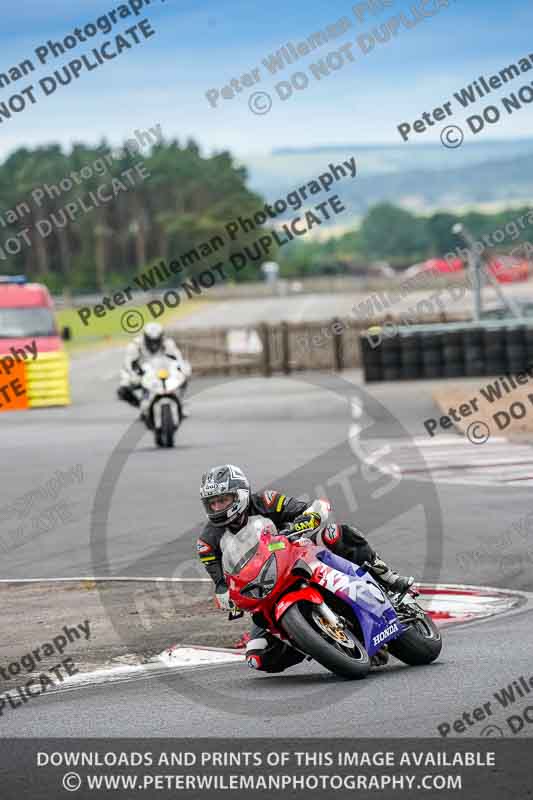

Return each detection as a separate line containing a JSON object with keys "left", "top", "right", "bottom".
{"left": 288, "top": 511, "right": 321, "bottom": 535}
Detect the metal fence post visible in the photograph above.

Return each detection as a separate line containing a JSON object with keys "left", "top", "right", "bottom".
{"left": 332, "top": 317, "right": 344, "bottom": 371}
{"left": 259, "top": 323, "right": 272, "bottom": 377}
{"left": 281, "top": 321, "right": 291, "bottom": 374}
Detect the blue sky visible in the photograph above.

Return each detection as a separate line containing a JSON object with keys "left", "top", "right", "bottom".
{"left": 0, "top": 0, "right": 532, "bottom": 160}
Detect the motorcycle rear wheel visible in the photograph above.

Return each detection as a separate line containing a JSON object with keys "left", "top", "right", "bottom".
{"left": 280, "top": 601, "right": 370, "bottom": 680}
{"left": 387, "top": 612, "right": 442, "bottom": 666}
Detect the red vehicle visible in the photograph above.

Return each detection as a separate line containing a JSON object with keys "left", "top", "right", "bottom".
{"left": 488, "top": 256, "right": 529, "bottom": 283}
{"left": 0, "top": 275, "right": 70, "bottom": 353}
{"left": 0, "top": 275, "right": 71, "bottom": 410}
{"left": 406, "top": 256, "right": 529, "bottom": 283}
{"left": 222, "top": 502, "right": 441, "bottom": 679}
{"left": 404, "top": 257, "right": 463, "bottom": 278}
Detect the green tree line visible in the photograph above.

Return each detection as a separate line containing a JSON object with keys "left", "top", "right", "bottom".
{"left": 281, "top": 203, "right": 533, "bottom": 276}
{"left": 1, "top": 133, "right": 531, "bottom": 292}
{"left": 0, "top": 137, "right": 263, "bottom": 292}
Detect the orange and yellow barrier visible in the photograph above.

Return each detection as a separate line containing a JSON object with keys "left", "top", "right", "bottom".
{"left": 0, "top": 351, "right": 70, "bottom": 412}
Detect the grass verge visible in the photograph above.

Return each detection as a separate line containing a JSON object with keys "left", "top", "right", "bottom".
{"left": 56, "top": 300, "right": 205, "bottom": 352}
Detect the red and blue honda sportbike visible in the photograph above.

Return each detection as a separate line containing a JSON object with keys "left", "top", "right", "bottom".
{"left": 221, "top": 502, "right": 442, "bottom": 679}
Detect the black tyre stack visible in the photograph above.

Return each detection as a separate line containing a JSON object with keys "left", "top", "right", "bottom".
{"left": 484, "top": 328, "right": 506, "bottom": 376}
{"left": 505, "top": 326, "right": 527, "bottom": 374}
{"left": 463, "top": 328, "right": 485, "bottom": 377}
{"left": 360, "top": 322, "right": 533, "bottom": 382}
{"left": 442, "top": 331, "right": 464, "bottom": 378}
{"left": 360, "top": 333, "right": 383, "bottom": 382}
{"left": 381, "top": 335, "right": 402, "bottom": 382}
{"left": 399, "top": 333, "right": 421, "bottom": 380}
{"left": 527, "top": 328, "right": 533, "bottom": 364}
{"left": 420, "top": 332, "right": 442, "bottom": 379}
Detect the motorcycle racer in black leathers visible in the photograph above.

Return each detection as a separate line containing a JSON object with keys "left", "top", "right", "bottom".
{"left": 197, "top": 464, "right": 414, "bottom": 673}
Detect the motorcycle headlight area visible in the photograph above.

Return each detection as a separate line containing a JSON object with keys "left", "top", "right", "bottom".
{"left": 240, "top": 555, "right": 277, "bottom": 599}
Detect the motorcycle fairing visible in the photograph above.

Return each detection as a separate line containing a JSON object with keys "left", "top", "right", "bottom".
{"left": 274, "top": 586, "right": 323, "bottom": 623}
{"left": 311, "top": 549, "right": 404, "bottom": 656}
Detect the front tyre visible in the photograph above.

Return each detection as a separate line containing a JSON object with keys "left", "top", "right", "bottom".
{"left": 158, "top": 405, "right": 175, "bottom": 448}
{"left": 387, "top": 613, "right": 442, "bottom": 666}
{"left": 280, "top": 601, "right": 370, "bottom": 680}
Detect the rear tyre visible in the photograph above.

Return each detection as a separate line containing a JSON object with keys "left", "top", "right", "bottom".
{"left": 387, "top": 613, "right": 442, "bottom": 666}
{"left": 280, "top": 601, "right": 370, "bottom": 680}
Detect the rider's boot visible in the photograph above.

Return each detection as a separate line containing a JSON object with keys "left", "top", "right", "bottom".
{"left": 117, "top": 386, "right": 140, "bottom": 408}
{"left": 367, "top": 554, "right": 414, "bottom": 594}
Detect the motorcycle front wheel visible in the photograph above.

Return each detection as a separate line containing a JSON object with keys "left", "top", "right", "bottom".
{"left": 155, "top": 405, "right": 175, "bottom": 448}
{"left": 280, "top": 601, "right": 370, "bottom": 680}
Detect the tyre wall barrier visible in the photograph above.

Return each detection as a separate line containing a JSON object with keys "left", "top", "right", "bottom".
{"left": 361, "top": 323, "right": 533, "bottom": 382}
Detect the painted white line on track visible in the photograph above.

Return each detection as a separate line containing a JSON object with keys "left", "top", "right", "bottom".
{"left": 349, "top": 395, "right": 533, "bottom": 486}
{"left": 410, "top": 436, "right": 507, "bottom": 447}
{"left": 157, "top": 646, "right": 244, "bottom": 669}
{"left": 367, "top": 437, "right": 533, "bottom": 487}
{"left": 19, "top": 658, "right": 236, "bottom": 703}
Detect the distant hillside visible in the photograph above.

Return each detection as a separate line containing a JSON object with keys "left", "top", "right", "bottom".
{"left": 242, "top": 139, "right": 533, "bottom": 226}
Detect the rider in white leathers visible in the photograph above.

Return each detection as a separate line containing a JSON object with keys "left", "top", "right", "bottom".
{"left": 117, "top": 322, "right": 191, "bottom": 412}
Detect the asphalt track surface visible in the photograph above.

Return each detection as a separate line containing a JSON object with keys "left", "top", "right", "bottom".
{"left": 170, "top": 283, "right": 533, "bottom": 329}
{"left": 2, "top": 345, "right": 533, "bottom": 737}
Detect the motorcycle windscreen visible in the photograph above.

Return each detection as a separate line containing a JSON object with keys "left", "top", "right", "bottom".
{"left": 221, "top": 515, "right": 277, "bottom": 575}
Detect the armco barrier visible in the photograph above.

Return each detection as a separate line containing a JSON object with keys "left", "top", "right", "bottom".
{"left": 361, "top": 320, "right": 533, "bottom": 382}
{"left": 0, "top": 351, "right": 70, "bottom": 412}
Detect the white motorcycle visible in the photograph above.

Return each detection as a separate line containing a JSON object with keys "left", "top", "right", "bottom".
{"left": 139, "top": 355, "right": 188, "bottom": 448}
